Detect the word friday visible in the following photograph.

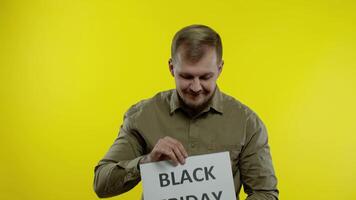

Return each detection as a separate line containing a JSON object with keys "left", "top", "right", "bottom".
{"left": 162, "top": 191, "right": 222, "bottom": 200}
{"left": 159, "top": 166, "right": 216, "bottom": 187}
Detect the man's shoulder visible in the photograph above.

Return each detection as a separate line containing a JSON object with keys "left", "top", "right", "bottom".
{"left": 124, "top": 89, "right": 173, "bottom": 119}
{"left": 220, "top": 91, "right": 256, "bottom": 117}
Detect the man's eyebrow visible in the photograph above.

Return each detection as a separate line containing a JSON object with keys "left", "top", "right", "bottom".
{"left": 202, "top": 72, "right": 214, "bottom": 77}
{"left": 179, "top": 72, "right": 214, "bottom": 77}
{"left": 179, "top": 73, "right": 193, "bottom": 77}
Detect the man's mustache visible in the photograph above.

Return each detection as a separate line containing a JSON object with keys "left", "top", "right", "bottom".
{"left": 185, "top": 90, "right": 206, "bottom": 96}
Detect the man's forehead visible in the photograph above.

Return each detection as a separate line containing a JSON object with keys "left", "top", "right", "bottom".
{"left": 176, "top": 44, "right": 217, "bottom": 64}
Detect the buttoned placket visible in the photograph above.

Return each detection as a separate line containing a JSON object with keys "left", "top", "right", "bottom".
{"left": 187, "top": 117, "right": 200, "bottom": 154}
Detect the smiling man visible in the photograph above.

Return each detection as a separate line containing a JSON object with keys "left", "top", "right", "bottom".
{"left": 170, "top": 40, "right": 222, "bottom": 117}
{"left": 93, "top": 25, "right": 279, "bottom": 200}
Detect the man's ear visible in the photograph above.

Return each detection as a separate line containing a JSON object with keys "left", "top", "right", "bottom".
{"left": 168, "top": 58, "right": 175, "bottom": 77}
{"left": 217, "top": 60, "right": 224, "bottom": 76}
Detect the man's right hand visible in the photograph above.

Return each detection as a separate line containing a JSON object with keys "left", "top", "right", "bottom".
{"left": 139, "top": 136, "right": 188, "bottom": 166}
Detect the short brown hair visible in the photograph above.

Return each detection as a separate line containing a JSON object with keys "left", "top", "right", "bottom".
{"left": 171, "top": 24, "right": 223, "bottom": 64}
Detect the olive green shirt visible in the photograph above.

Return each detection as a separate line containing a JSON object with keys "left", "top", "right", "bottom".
{"left": 93, "top": 87, "right": 279, "bottom": 199}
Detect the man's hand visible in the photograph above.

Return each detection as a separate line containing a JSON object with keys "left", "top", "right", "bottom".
{"left": 140, "top": 136, "right": 188, "bottom": 166}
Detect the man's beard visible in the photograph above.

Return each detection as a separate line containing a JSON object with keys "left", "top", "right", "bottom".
{"left": 178, "top": 90, "right": 214, "bottom": 116}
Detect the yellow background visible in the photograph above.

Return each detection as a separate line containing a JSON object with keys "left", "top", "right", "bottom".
{"left": 1, "top": 0, "right": 355, "bottom": 199}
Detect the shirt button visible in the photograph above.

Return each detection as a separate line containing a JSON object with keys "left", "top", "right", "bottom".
{"left": 190, "top": 143, "right": 196, "bottom": 148}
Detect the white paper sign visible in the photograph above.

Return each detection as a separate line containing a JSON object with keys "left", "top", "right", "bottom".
{"left": 140, "top": 151, "right": 236, "bottom": 200}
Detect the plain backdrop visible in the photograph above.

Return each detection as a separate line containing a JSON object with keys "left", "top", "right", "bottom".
{"left": 1, "top": 0, "right": 355, "bottom": 199}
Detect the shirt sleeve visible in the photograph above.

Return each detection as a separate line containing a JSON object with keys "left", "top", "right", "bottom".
{"left": 240, "top": 111, "right": 279, "bottom": 200}
{"left": 93, "top": 106, "right": 146, "bottom": 198}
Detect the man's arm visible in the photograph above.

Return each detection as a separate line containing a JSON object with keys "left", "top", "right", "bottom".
{"left": 93, "top": 107, "right": 146, "bottom": 198}
{"left": 240, "top": 112, "right": 279, "bottom": 200}
{"left": 93, "top": 105, "right": 188, "bottom": 198}
{"left": 93, "top": 128, "right": 145, "bottom": 198}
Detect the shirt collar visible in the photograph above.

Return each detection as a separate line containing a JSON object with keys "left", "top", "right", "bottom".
{"left": 169, "top": 90, "right": 181, "bottom": 114}
{"left": 169, "top": 86, "right": 224, "bottom": 115}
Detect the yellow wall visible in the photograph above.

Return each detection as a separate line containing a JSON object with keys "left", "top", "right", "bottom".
{"left": 1, "top": 0, "right": 355, "bottom": 199}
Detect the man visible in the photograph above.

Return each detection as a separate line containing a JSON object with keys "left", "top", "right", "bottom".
{"left": 93, "top": 24, "right": 279, "bottom": 199}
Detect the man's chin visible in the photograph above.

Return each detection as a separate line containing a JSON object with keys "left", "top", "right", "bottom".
{"left": 183, "top": 99, "right": 206, "bottom": 110}
{"left": 179, "top": 92, "right": 212, "bottom": 111}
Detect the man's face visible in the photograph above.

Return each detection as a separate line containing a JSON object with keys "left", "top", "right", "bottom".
{"left": 169, "top": 46, "right": 223, "bottom": 111}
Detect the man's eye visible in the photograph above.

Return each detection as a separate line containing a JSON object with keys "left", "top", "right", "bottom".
{"left": 201, "top": 76, "right": 212, "bottom": 80}
{"left": 180, "top": 75, "right": 193, "bottom": 79}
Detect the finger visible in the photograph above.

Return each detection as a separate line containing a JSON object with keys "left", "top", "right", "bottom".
{"left": 155, "top": 142, "right": 180, "bottom": 166}
{"left": 163, "top": 139, "right": 186, "bottom": 164}
{"left": 165, "top": 137, "right": 188, "bottom": 158}
{"left": 156, "top": 137, "right": 183, "bottom": 166}
{"left": 171, "top": 145, "right": 186, "bottom": 164}
{"left": 177, "top": 142, "right": 188, "bottom": 158}
{"left": 161, "top": 148, "right": 179, "bottom": 166}
{"left": 150, "top": 140, "right": 164, "bottom": 161}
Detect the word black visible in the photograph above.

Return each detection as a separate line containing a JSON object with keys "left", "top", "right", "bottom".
{"left": 159, "top": 166, "right": 216, "bottom": 187}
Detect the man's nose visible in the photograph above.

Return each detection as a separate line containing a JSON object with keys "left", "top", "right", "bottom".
{"left": 190, "top": 78, "right": 202, "bottom": 93}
